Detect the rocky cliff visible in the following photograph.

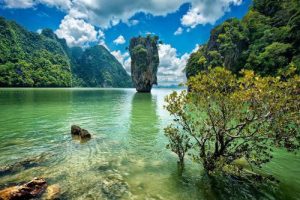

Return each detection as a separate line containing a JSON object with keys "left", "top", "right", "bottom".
{"left": 186, "top": 0, "right": 300, "bottom": 78}
{"left": 129, "top": 36, "right": 159, "bottom": 92}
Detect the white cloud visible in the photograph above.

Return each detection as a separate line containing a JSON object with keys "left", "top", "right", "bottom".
{"left": 181, "top": 0, "right": 243, "bottom": 28}
{"left": 55, "top": 15, "right": 105, "bottom": 47}
{"left": 2, "top": 0, "right": 71, "bottom": 10}
{"left": 68, "top": 0, "right": 183, "bottom": 29}
{"left": 39, "top": 0, "right": 72, "bottom": 10}
{"left": 98, "top": 30, "right": 105, "bottom": 39}
{"left": 111, "top": 50, "right": 131, "bottom": 73}
{"left": 3, "top": 0, "right": 244, "bottom": 29}
{"left": 113, "top": 35, "right": 126, "bottom": 45}
{"left": 174, "top": 27, "right": 183, "bottom": 35}
{"left": 128, "top": 19, "right": 139, "bottom": 26}
{"left": 123, "top": 57, "right": 131, "bottom": 74}
{"left": 69, "top": 0, "right": 243, "bottom": 29}
{"left": 158, "top": 44, "right": 190, "bottom": 86}
{"left": 2, "top": 0, "right": 34, "bottom": 8}
{"left": 97, "top": 29, "right": 108, "bottom": 48}
{"left": 37, "top": 29, "right": 42, "bottom": 34}
{"left": 192, "top": 44, "right": 200, "bottom": 53}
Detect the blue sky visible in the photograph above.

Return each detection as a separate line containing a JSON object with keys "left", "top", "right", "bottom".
{"left": 0, "top": 0, "right": 252, "bottom": 85}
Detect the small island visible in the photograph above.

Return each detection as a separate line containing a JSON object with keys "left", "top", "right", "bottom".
{"left": 129, "top": 35, "right": 159, "bottom": 93}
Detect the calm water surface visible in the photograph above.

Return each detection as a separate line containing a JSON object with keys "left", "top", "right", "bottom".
{"left": 0, "top": 88, "right": 299, "bottom": 200}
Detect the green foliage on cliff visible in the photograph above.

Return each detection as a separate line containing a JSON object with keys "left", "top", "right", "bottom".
{"left": 0, "top": 17, "right": 72, "bottom": 87}
{"left": 0, "top": 17, "right": 132, "bottom": 87}
{"left": 129, "top": 35, "right": 160, "bottom": 73}
{"left": 72, "top": 45, "right": 132, "bottom": 87}
{"left": 129, "top": 35, "right": 159, "bottom": 92}
{"left": 186, "top": 0, "right": 300, "bottom": 78}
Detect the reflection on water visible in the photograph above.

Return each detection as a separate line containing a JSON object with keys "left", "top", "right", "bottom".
{"left": 0, "top": 88, "right": 299, "bottom": 200}
{"left": 129, "top": 93, "right": 159, "bottom": 151}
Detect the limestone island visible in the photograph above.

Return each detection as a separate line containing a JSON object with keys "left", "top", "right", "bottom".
{"left": 129, "top": 35, "right": 159, "bottom": 93}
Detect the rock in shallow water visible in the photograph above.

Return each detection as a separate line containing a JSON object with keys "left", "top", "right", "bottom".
{"left": 100, "top": 172, "right": 131, "bottom": 200}
{"left": 129, "top": 36, "right": 159, "bottom": 93}
{"left": 43, "top": 184, "right": 61, "bottom": 200}
{"left": 0, "top": 177, "right": 47, "bottom": 200}
{"left": 0, "top": 153, "right": 53, "bottom": 177}
{"left": 71, "top": 125, "right": 91, "bottom": 140}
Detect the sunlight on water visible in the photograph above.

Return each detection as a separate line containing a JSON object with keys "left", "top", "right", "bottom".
{"left": 0, "top": 88, "right": 299, "bottom": 200}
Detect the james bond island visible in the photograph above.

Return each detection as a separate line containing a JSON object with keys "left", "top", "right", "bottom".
{"left": 0, "top": 0, "right": 300, "bottom": 200}
{"left": 129, "top": 36, "right": 159, "bottom": 93}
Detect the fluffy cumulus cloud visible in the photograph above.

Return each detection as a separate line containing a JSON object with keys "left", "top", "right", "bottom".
{"left": 67, "top": 0, "right": 183, "bottom": 28}
{"left": 111, "top": 50, "right": 131, "bottom": 73}
{"left": 36, "top": 28, "right": 42, "bottom": 34}
{"left": 181, "top": 0, "right": 242, "bottom": 28}
{"left": 128, "top": 19, "right": 139, "bottom": 26}
{"left": 2, "top": 0, "right": 244, "bottom": 29}
{"left": 113, "top": 35, "right": 126, "bottom": 45}
{"left": 174, "top": 27, "right": 183, "bottom": 36}
{"left": 158, "top": 44, "right": 189, "bottom": 86}
{"left": 2, "top": 0, "right": 72, "bottom": 10}
{"left": 2, "top": 0, "right": 34, "bottom": 9}
{"left": 55, "top": 15, "right": 105, "bottom": 47}
{"left": 68, "top": 0, "right": 242, "bottom": 29}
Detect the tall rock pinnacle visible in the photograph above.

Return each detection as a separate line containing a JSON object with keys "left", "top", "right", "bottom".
{"left": 129, "top": 35, "right": 159, "bottom": 93}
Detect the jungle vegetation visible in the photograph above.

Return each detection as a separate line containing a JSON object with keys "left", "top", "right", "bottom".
{"left": 165, "top": 67, "right": 300, "bottom": 178}
{"left": 165, "top": 0, "right": 300, "bottom": 180}
{"left": 0, "top": 17, "right": 131, "bottom": 87}
{"left": 186, "top": 0, "right": 300, "bottom": 78}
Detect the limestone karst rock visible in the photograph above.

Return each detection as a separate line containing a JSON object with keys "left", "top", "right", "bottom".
{"left": 129, "top": 36, "right": 159, "bottom": 92}
{"left": 71, "top": 125, "right": 91, "bottom": 140}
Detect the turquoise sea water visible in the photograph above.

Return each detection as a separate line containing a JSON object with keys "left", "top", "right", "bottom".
{"left": 0, "top": 88, "right": 299, "bottom": 200}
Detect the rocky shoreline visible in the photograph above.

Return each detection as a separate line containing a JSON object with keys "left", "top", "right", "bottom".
{"left": 0, "top": 126, "right": 136, "bottom": 200}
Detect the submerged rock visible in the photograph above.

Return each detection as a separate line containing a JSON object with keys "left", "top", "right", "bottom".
{"left": 100, "top": 172, "right": 131, "bottom": 200}
{"left": 0, "top": 153, "right": 53, "bottom": 177}
{"left": 0, "top": 177, "right": 47, "bottom": 200}
{"left": 71, "top": 125, "right": 91, "bottom": 140}
{"left": 129, "top": 35, "right": 159, "bottom": 93}
{"left": 43, "top": 184, "right": 61, "bottom": 200}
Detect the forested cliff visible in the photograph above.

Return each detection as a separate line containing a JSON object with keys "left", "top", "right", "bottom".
{"left": 0, "top": 17, "right": 131, "bottom": 87}
{"left": 186, "top": 0, "right": 300, "bottom": 78}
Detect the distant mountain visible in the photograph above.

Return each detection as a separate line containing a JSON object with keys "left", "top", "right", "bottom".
{"left": 72, "top": 45, "right": 132, "bottom": 87}
{"left": 186, "top": 0, "right": 300, "bottom": 78}
{"left": 0, "top": 17, "right": 132, "bottom": 87}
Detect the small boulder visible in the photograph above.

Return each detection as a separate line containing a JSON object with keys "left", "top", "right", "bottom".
{"left": 71, "top": 125, "right": 91, "bottom": 139}
{"left": 0, "top": 177, "right": 47, "bottom": 200}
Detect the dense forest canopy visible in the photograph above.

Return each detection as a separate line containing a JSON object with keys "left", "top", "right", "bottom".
{"left": 0, "top": 17, "right": 72, "bottom": 87}
{"left": 0, "top": 17, "right": 132, "bottom": 88}
{"left": 72, "top": 45, "right": 132, "bottom": 88}
{"left": 186, "top": 0, "right": 300, "bottom": 78}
